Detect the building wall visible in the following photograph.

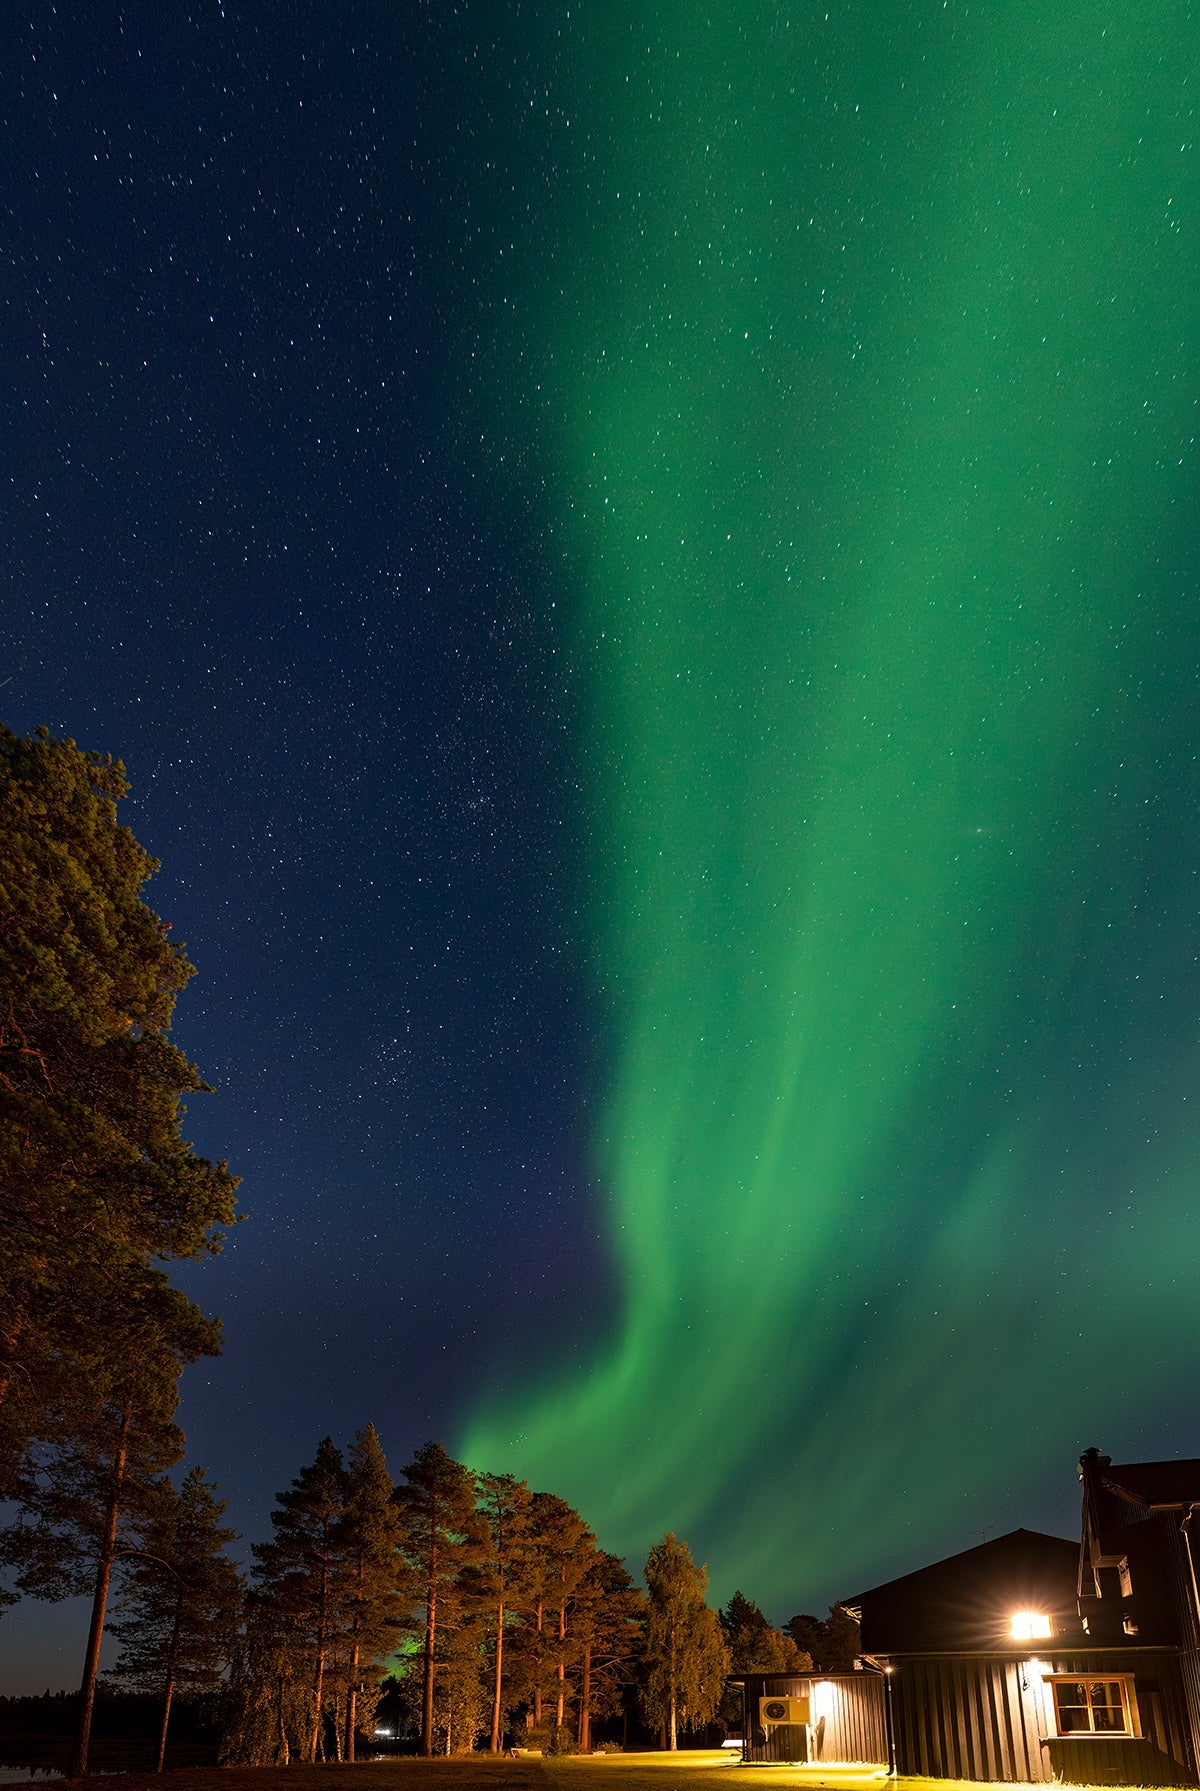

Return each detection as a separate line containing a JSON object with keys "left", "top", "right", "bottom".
{"left": 888, "top": 1650, "right": 1194, "bottom": 1786}
{"left": 737, "top": 1673, "right": 888, "bottom": 1766}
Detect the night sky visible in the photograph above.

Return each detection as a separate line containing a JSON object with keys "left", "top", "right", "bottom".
{"left": 5, "top": 0, "right": 1200, "bottom": 1696}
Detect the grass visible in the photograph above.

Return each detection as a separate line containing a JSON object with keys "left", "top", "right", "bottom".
{"left": 46, "top": 1749, "right": 1143, "bottom": 1791}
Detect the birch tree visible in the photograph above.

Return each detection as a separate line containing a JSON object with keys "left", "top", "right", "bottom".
{"left": 642, "top": 1534, "right": 730, "bottom": 1749}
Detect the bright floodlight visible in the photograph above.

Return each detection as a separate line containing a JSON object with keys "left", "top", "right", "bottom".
{"left": 1010, "top": 1612, "right": 1052, "bottom": 1640}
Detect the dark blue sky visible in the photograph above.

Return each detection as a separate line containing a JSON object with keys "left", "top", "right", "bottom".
{"left": 9, "top": 0, "right": 1200, "bottom": 1701}
{"left": 2, "top": 0, "right": 614, "bottom": 1692}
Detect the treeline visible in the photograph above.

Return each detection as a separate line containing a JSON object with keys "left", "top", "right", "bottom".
{"left": 0, "top": 726, "right": 859, "bottom": 1768}
{"left": 6, "top": 1412, "right": 831, "bottom": 1764}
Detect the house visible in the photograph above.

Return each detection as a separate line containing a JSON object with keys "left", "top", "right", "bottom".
{"left": 732, "top": 1451, "right": 1200, "bottom": 1784}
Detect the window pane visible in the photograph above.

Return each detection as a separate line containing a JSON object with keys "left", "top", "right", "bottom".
{"left": 1053, "top": 1685, "right": 1091, "bottom": 1733}
{"left": 1089, "top": 1683, "right": 1127, "bottom": 1734}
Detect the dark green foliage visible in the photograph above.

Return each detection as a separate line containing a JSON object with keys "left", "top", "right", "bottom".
{"left": 251, "top": 1437, "right": 345, "bottom": 1763}
{"left": 474, "top": 1473, "right": 533, "bottom": 1752}
{"left": 0, "top": 1294, "right": 219, "bottom": 1774}
{"left": 339, "top": 1425, "right": 411, "bottom": 1760}
{"left": 231, "top": 1428, "right": 412, "bottom": 1766}
{"left": 784, "top": 1604, "right": 861, "bottom": 1672}
{"left": 720, "top": 1589, "right": 809, "bottom": 1673}
{"left": 394, "top": 1442, "right": 484, "bottom": 1757}
{"left": 570, "top": 1549, "right": 645, "bottom": 1751}
{"left": 107, "top": 1466, "right": 242, "bottom": 1769}
{"left": 0, "top": 725, "right": 238, "bottom": 1494}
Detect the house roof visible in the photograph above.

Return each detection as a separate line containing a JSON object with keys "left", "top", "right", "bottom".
{"left": 841, "top": 1528, "right": 1083, "bottom": 1655}
{"left": 1099, "top": 1459, "right": 1200, "bottom": 1509}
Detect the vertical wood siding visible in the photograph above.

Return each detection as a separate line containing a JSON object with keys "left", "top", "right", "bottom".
{"left": 738, "top": 1674, "right": 888, "bottom": 1765}
{"left": 890, "top": 1650, "right": 1194, "bottom": 1785}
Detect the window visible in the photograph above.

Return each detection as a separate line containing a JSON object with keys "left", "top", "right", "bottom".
{"left": 1049, "top": 1678, "right": 1133, "bottom": 1737}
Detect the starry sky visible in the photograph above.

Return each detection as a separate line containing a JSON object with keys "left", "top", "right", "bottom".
{"left": 5, "top": 0, "right": 1200, "bottom": 1697}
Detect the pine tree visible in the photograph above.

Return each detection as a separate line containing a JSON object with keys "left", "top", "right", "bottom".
{"left": 0, "top": 726, "right": 238, "bottom": 1494}
{"left": 0, "top": 1285, "right": 217, "bottom": 1775}
{"left": 539, "top": 1495, "right": 598, "bottom": 1741}
{"left": 783, "top": 1604, "right": 859, "bottom": 1671}
{"left": 219, "top": 1604, "right": 312, "bottom": 1766}
{"left": 475, "top": 1473, "right": 532, "bottom": 1753}
{"left": 642, "top": 1534, "right": 730, "bottom": 1750}
{"left": 338, "top": 1425, "right": 410, "bottom": 1762}
{"left": 108, "top": 1466, "right": 242, "bottom": 1769}
{"left": 394, "top": 1442, "right": 483, "bottom": 1756}
{"left": 252, "top": 1438, "right": 346, "bottom": 1763}
{"left": 720, "top": 1590, "right": 809, "bottom": 1673}
{"left": 570, "top": 1551, "right": 644, "bottom": 1752}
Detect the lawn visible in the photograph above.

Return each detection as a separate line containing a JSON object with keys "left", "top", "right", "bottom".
{"left": 49, "top": 1749, "right": 1126, "bottom": 1791}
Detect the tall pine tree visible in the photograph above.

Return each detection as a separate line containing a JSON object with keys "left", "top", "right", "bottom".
{"left": 395, "top": 1442, "right": 482, "bottom": 1757}
{"left": 475, "top": 1473, "right": 532, "bottom": 1753}
{"left": 338, "top": 1425, "right": 409, "bottom": 1762}
{"left": 252, "top": 1437, "right": 346, "bottom": 1763}
{"left": 1, "top": 1284, "right": 217, "bottom": 1775}
{"left": 108, "top": 1466, "right": 242, "bottom": 1769}
{"left": 0, "top": 726, "right": 238, "bottom": 1496}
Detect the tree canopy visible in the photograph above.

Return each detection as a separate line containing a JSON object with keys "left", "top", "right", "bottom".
{"left": 642, "top": 1533, "right": 730, "bottom": 1750}
{"left": 0, "top": 725, "right": 238, "bottom": 1492}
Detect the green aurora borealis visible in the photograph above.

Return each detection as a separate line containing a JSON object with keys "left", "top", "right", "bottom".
{"left": 459, "top": 1, "right": 1200, "bottom": 1604}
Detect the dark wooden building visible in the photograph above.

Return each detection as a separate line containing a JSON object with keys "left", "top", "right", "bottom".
{"left": 827, "top": 1455, "right": 1200, "bottom": 1786}
{"left": 731, "top": 1671, "right": 889, "bottom": 1766}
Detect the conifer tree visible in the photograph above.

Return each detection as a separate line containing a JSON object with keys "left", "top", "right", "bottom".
{"left": 219, "top": 1604, "right": 312, "bottom": 1766}
{"left": 537, "top": 1494, "right": 598, "bottom": 1739}
{"left": 0, "top": 726, "right": 238, "bottom": 1493}
{"left": 475, "top": 1473, "right": 532, "bottom": 1753}
{"left": 108, "top": 1466, "right": 243, "bottom": 1769}
{"left": 394, "top": 1442, "right": 482, "bottom": 1756}
{"left": 720, "top": 1590, "right": 809, "bottom": 1673}
{"left": 0, "top": 1284, "right": 217, "bottom": 1775}
{"left": 571, "top": 1551, "right": 644, "bottom": 1752}
{"left": 252, "top": 1437, "right": 346, "bottom": 1763}
{"left": 338, "top": 1425, "right": 410, "bottom": 1762}
{"left": 642, "top": 1534, "right": 730, "bottom": 1750}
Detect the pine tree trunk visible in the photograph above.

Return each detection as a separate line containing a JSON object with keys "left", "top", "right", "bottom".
{"left": 579, "top": 1643, "right": 591, "bottom": 1753}
{"left": 156, "top": 1673, "right": 175, "bottom": 1773}
{"left": 533, "top": 1599, "right": 543, "bottom": 1726}
{"left": 68, "top": 1392, "right": 133, "bottom": 1777}
{"left": 422, "top": 1523, "right": 438, "bottom": 1756}
{"left": 490, "top": 1599, "right": 504, "bottom": 1752}
{"left": 156, "top": 1599, "right": 183, "bottom": 1771}
{"left": 556, "top": 1588, "right": 566, "bottom": 1731}
{"left": 277, "top": 1674, "right": 290, "bottom": 1765}
{"left": 309, "top": 1544, "right": 329, "bottom": 1763}
{"left": 346, "top": 1633, "right": 360, "bottom": 1763}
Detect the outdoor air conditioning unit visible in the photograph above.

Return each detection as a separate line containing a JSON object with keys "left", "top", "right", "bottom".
{"left": 760, "top": 1695, "right": 809, "bottom": 1727}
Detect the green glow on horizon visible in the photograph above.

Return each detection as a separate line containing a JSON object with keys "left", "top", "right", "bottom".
{"left": 460, "top": 0, "right": 1200, "bottom": 1603}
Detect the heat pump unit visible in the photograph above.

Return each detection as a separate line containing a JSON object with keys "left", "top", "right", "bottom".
{"left": 760, "top": 1695, "right": 809, "bottom": 1726}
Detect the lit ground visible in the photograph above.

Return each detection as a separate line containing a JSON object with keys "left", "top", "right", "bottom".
{"left": 49, "top": 1749, "right": 1131, "bottom": 1791}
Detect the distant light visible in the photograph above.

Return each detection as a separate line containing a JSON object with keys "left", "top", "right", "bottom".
{"left": 1010, "top": 1612, "right": 1052, "bottom": 1640}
